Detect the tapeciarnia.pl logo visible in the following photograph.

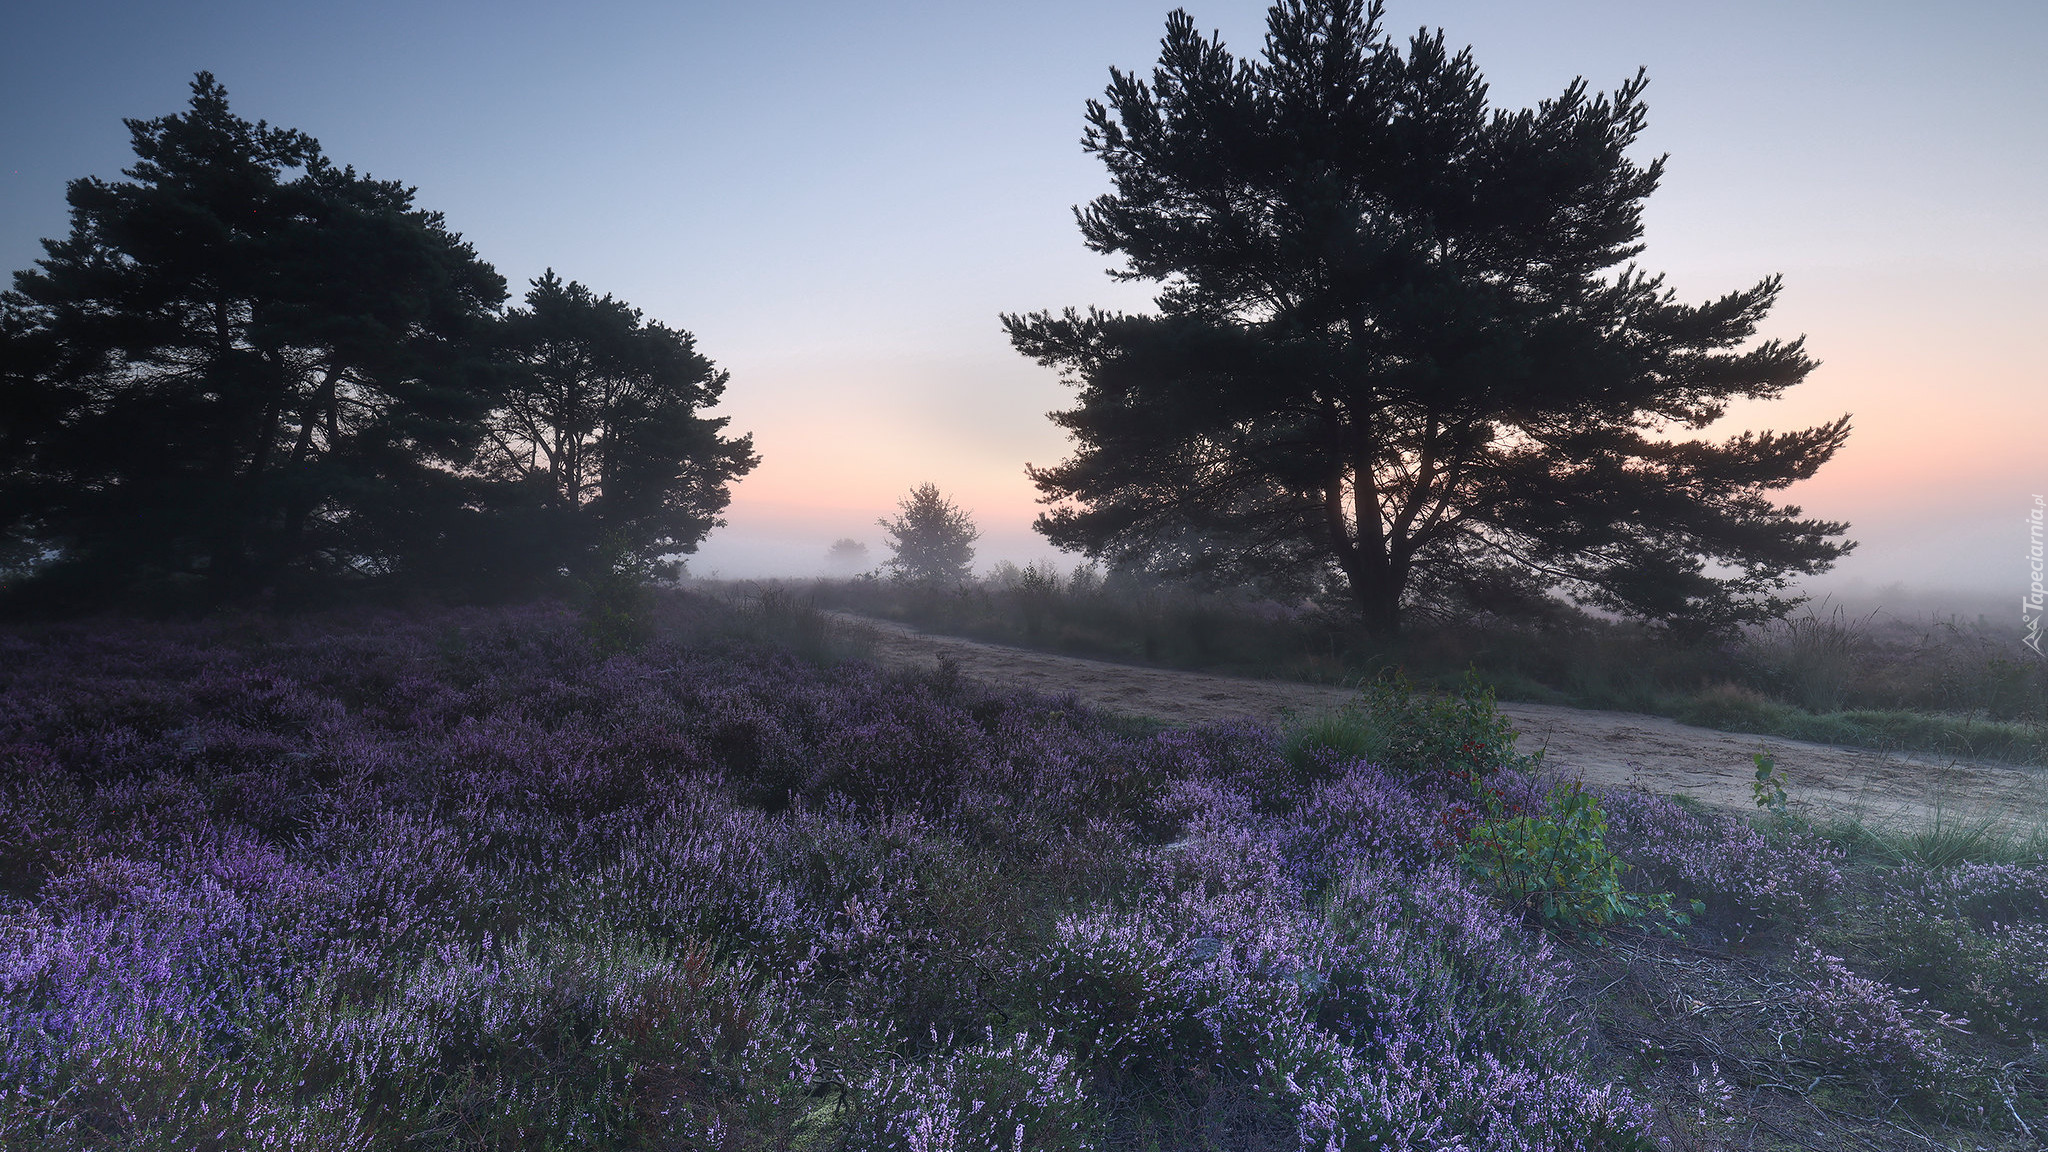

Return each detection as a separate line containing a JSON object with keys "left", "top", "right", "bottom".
{"left": 2027, "top": 495, "right": 2045, "bottom": 656}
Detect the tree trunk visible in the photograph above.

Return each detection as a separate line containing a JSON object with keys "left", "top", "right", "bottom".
{"left": 1353, "top": 572, "right": 1403, "bottom": 639}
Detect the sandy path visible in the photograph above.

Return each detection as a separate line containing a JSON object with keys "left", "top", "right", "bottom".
{"left": 834, "top": 613, "right": 2048, "bottom": 825}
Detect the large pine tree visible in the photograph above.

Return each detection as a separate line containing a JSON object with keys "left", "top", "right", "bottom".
{"left": 0, "top": 73, "right": 505, "bottom": 606}
{"left": 1005, "top": 0, "right": 1853, "bottom": 636}
{"left": 481, "top": 271, "right": 759, "bottom": 579}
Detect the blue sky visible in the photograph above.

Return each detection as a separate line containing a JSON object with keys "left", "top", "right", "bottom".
{"left": 4, "top": 1, "right": 2044, "bottom": 604}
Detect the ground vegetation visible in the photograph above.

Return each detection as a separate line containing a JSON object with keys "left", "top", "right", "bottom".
{"left": 0, "top": 593, "right": 2038, "bottom": 1149}
{"left": 814, "top": 571, "right": 2048, "bottom": 765}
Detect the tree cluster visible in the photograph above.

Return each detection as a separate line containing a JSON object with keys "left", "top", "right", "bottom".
{"left": 0, "top": 74, "right": 756, "bottom": 612}
{"left": 1007, "top": 0, "right": 1852, "bottom": 636}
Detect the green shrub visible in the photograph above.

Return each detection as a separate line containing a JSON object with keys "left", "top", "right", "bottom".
{"left": 1285, "top": 671, "right": 1535, "bottom": 788}
{"left": 1458, "top": 782, "right": 1684, "bottom": 936}
{"left": 575, "top": 538, "right": 655, "bottom": 655}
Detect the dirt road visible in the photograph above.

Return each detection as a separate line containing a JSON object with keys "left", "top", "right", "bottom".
{"left": 835, "top": 613, "right": 2048, "bottom": 825}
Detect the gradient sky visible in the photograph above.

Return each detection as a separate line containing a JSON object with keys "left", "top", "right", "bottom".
{"left": 5, "top": 1, "right": 2043, "bottom": 606}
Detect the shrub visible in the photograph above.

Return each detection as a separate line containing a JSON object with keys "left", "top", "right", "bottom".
{"left": 1903, "top": 860, "right": 2048, "bottom": 928}
{"left": 1788, "top": 942, "right": 1967, "bottom": 1108}
{"left": 1457, "top": 781, "right": 1681, "bottom": 936}
{"left": 0, "top": 1014, "right": 371, "bottom": 1152}
{"left": 1030, "top": 909, "right": 1245, "bottom": 1087}
{"left": 1842, "top": 863, "right": 2048, "bottom": 1041}
{"left": 1280, "top": 755, "right": 1447, "bottom": 890}
{"left": 575, "top": 536, "right": 658, "bottom": 655}
{"left": 1284, "top": 670, "right": 1535, "bottom": 790}
{"left": 1847, "top": 904, "right": 2048, "bottom": 1043}
{"left": 1291, "top": 864, "right": 1657, "bottom": 1151}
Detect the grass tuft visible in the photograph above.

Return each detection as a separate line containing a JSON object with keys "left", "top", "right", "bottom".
{"left": 1815, "top": 803, "right": 2048, "bottom": 868}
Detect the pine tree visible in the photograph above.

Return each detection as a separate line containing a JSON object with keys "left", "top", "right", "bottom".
{"left": 482, "top": 271, "right": 758, "bottom": 579}
{"left": 1005, "top": 0, "right": 1852, "bottom": 637}
{"left": 0, "top": 73, "right": 505, "bottom": 607}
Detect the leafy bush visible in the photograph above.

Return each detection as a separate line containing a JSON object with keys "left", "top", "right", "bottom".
{"left": 1284, "top": 670, "right": 1535, "bottom": 789}
{"left": 574, "top": 537, "right": 657, "bottom": 654}
{"left": 1457, "top": 781, "right": 1681, "bottom": 936}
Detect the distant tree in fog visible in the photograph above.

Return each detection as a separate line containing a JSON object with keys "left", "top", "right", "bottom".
{"left": 878, "top": 484, "right": 978, "bottom": 584}
{"left": 825, "top": 538, "right": 870, "bottom": 572}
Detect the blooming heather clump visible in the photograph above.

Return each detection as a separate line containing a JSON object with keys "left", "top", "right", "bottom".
{"left": 1896, "top": 861, "right": 2048, "bottom": 930}
{"left": 1599, "top": 787, "right": 1844, "bottom": 936}
{"left": 0, "top": 602, "right": 1671, "bottom": 1149}
{"left": 1280, "top": 755, "right": 1447, "bottom": 889}
{"left": 1788, "top": 941, "right": 1966, "bottom": 1104}
{"left": 1267, "top": 863, "right": 1655, "bottom": 1150}
{"left": 844, "top": 1029, "right": 1095, "bottom": 1152}
{"left": 1840, "top": 862, "right": 2048, "bottom": 1041}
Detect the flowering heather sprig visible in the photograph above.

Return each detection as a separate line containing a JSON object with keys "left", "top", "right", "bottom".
{"left": 844, "top": 1028, "right": 1095, "bottom": 1152}
{"left": 1789, "top": 940, "right": 1966, "bottom": 1101}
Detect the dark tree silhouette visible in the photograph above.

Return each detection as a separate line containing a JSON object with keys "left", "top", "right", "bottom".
{"left": 0, "top": 73, "right": 505, "bottom": 606}
{"left": 482, "top": 271, "right": 758, "bottom": 578}
{"left": 1005, "top": 0, "right": 1852, "bottom": 637}
{"left": 878, "top": 484, "right": 978, "bottom": 584}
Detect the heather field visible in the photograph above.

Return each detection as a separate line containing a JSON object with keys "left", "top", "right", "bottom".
{"left": 1, "top": 595, "right": 2043, "bottom": 1150}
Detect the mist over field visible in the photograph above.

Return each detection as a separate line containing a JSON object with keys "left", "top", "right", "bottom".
{"left": 685, "top": 529, "right": 2028, "bottom": 638}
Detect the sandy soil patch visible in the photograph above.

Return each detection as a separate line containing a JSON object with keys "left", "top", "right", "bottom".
{"left": 835, "top": 612, "right": 2048, "bottom": 826}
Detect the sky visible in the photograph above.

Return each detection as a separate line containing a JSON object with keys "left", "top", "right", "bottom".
{"left": 3, "top": 0, "right": 2044, "bottom": 611}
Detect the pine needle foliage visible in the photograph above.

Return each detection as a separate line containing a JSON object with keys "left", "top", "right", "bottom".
{"left": 1006, "top": 0, "right": 1853, "bottom": 637}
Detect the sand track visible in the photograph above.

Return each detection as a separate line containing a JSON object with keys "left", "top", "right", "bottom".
{"left": 834, "top": 612, "right": 2047, "bottom": 825}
